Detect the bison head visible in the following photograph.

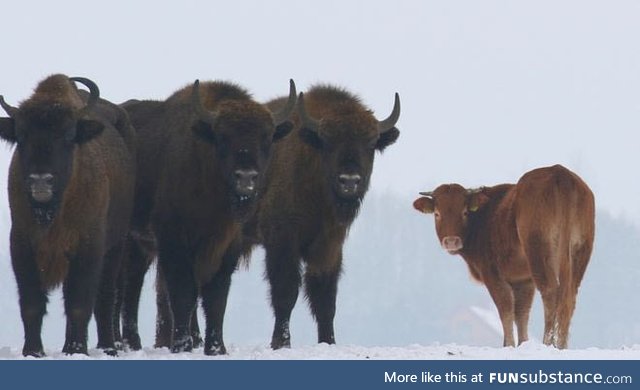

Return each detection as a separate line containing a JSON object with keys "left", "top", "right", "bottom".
{"left": 298, "top": 90, "right": 400, "bottom": 223}
{"left": 0, "top": 76, "right": 105, "bottom": 225}
{"left": 190, "top": 79, "right": 296, "bottom": 220}
{"left": 413, "top": 184, "right": 489, "bottom": 255}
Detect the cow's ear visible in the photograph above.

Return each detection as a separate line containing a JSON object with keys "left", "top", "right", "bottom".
{"left": 273, "top": 121, "right": 293, "bottom": 143}
{"left": 376, "top": 127, "right": 399, "bottom": 152}
{"left": 468, "top": 192, "right": 490, "bottom": 212}
{"left": 0, "top": 118, "right": 17, "bottom": 144}
{"left": 75, "top": 119, "right": 104, "bottom": 144}
{"left": 413, "top": 197, "right": 434, "bottom": 214}
{"left": 300, "top": 126, "right": 324, "bottom": 150}
{"left": 192, "top": 120, "right": 218, "bottom": 144}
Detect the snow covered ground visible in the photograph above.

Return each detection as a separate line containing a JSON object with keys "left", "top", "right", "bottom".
{"left": 1, "top": 341, "right": 640, "bottom": 360}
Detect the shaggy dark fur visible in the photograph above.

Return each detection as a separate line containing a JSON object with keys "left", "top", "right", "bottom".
{"left": 0, "top": 74, "right": 135, "bottom": 357}
{"left": 119, "top": 80, "right": 295, "bottom": 355}
{"left": 244, "top": 85, "right": 400, "bottom": 349}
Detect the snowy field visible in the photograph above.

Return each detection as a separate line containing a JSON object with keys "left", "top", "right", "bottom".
{"left": 2, "top": 342, "right": 640, "bottom": 360}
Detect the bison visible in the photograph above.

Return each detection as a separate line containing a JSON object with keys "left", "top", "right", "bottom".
{"left": 246, "top": 85, "right": 400, "bottom": 349}
{"left": 119, "top": 79, "right": 296, "bottom": 355}
{"left": 0, "top": 74, "right": 135, "bottom": 356}
{"left": 413, "top": 164, "right": 595, "bottom": 349}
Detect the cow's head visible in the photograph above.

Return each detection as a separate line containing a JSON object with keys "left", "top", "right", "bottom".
{"left": 0, "top": 76, "right": 105, "bottom": 225}
{"left": 298, "top": 90, "right": 400, "bottom": 223}
{"left": 413, "top": 184, "right": 489, "bottom": 255}
{"left": 191, "top": 79, "right": 296, "bottom": 220}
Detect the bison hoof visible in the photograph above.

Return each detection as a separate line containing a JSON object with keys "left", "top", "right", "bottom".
{"left": 270, "top": 338, "right": 291, "bottom": 350}
{"left": 171, "top": 336, "right": 193, "bottom": 353}
{"left": 101, "top": 347, "right": 118, "bottom": 357}
{"left": 22, "top": 348, "right": 46, "bottom": 358}
{"left": 204, "top": 342, "right": 227, "bottom": 356}
{"left": 123, "top": 336, "right": 142, "bottom": 351}
{"left": 62, "top": 341, "right": 88, "bottom": 355}
{"left": 192, "top": 333, "right": 204, "bottom": 349}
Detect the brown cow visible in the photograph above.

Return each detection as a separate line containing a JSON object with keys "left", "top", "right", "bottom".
{"left": 0, "top": 75, "right": 135, "bottom": 356}
{"left": 413, "top": 164, "right": 594, "bottom": 349}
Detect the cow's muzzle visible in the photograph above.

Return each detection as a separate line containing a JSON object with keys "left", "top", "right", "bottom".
{"left": 441, "top": 236, "right": 463, "bottom": 254}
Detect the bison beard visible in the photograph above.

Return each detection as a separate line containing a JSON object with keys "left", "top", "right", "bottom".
{"left": 31, "top": 203, "right": 58, "bottom": 225}
{"left": 333, "top": 193, "right": 363, "bottom": 224}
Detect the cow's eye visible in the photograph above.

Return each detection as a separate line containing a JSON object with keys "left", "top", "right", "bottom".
{"left": 434, "top": 211, "right": 441, "bottom": 219}
{"left": 462, "top": 209, "right": 469, "bottom": 218}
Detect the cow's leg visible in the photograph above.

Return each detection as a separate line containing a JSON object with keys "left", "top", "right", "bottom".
{"left": 265, "top": 240, "right": 301, "bottom": 350}
{"left": 11, "top": 230, "right": 47, "bottom": 357}
{"left": 524, "top": 232, "right": 559, "bottom": 346}
{"left": 157, "top": 232, "right": 198, "bottom": 353}
{"left": 63, "top": 241, "right": 103, "bottom": 355}
{"left": 483, "top": 272, "right": 516, "bottom": 347}
{"left": 95, "top": 241, "right": 126, "bottom": 356}
{"left": 555, "top": 240, "right": 594, "bottom": 349}
{"left": 200, "top": 245, "right": 240, "bottom": 356}
{"left": 121, "top": 234, "right": 153, "bottom": 351}
{"left": 511, "top": 279, "right": 535, "bottom": 345}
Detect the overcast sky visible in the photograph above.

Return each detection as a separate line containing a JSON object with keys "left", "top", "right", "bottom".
{"left": 2, "top": 0, "right": 639, "bottom": 224}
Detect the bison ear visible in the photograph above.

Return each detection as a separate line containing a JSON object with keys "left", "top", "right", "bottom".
{"left": 413, "top": 197, "right": 434, "bottom": 214}
{"left": 0, "top": 118, "right": 17, "bottom": 144}
{"left": 468, "top": 192, "right": 490, "bottom": 212}
{"left": 192, "top": 120, "right": 218, "bottom": 145}
{"left": 273, "top": 121, "right": 293, "bottom": 143}
{"left": 376, "top": 127, "right": 399, "bottom": 152}
{"left": 299, "top": 126, "right": 324, "bottom": 150}
{"left": 75, "top": 119, "right": 105, "bottom": 144}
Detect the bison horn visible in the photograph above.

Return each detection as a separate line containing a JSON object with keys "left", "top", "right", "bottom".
{"left": 297, "top": 92, "right": 320, "bottom": 132}
{"left": 419, "top": 191, "right": 434, "bottom": 197}
{"left": 69, "top": 77, "right": 100, "bottom": 116}
{"left": 271, "top": 79, "right": 297, "bottom": 125}
{"left": 191, "top": 79, "right": 218, "bottom": 125}
{"left": 377, "top": 93, "right": 401, "bottom": 134}
{"left": 0, "top": 95, "right": 19, "bottom": 118}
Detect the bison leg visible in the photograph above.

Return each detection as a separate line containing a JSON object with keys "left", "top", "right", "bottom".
{"left": 11, "top": 230, "right": 47, "bottom": 357}
{"left": 121, "top": 234, "right": 154, "bottom": 351}
{"left": 265, "top": 243, "right": 301, "bottom": 350}
{"left": 157, "top": 237, "right": 198, "bottom": 353}
{"left": 510, "top": 279, "right": 535, "bottom": 345}
{"left": 154, "top": 264, "right": 172, "bottom": 348}
{"left": 62, "top": 244, "right": 103, "bottom": 355}
{"left": 304, "top": 269, "right": 340, "bottom": 345}
{"left": 154, "top": 265, "right": 202, "bottom": 349}
{"left": 483, "top": 271, "right": 516, "bottom": 347}
{"left": 95, "top": 242, "right": 126, "bottom": 356}
{"left": 200, "top": 248, "right": 239, "bottom": 356}
{"left": 190, "top": 308, "right": 203, "bottom": 349}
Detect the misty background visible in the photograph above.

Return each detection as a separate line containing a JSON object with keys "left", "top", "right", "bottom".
{"left": 0, "top": 0, "right": 638, "bottom": 350}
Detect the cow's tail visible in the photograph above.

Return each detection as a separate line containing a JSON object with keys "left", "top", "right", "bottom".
{"left": 555, "top": 173, "right": 595, "bottom": 349}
